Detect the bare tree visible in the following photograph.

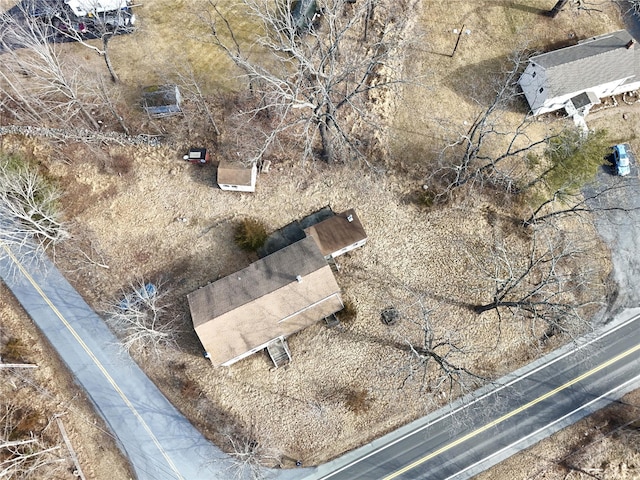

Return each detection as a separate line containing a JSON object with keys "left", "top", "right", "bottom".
{"left": 44, "top": 0, "right": 135, "bottom": 83}
{"left": 0, "top": 404, "right": 67, "bottom": 479}
{"left": 0, "top": 157, "right": 69, "bottom": 265}
{"left": 627, "top": 0, "right": 640, "bottom": 14}
{"left": 103, "top": 280, "right": 181, "bottom": 356}
{"left": 431, "top": 49, "right": 557, "bottom": 199}
{"left": 524, "top": 181, "right": 640, "bottom": 226}
{"left": 206, "top": 0, "right": 409, "bottom": 163}
{"left": 548, "top": 0, "right": 570, "bottom": 17}
{"left": 396, "top": 298, "right": 484, "bottom": 396}
{"left": 472, "top": 226, "right": 604, "bottom": 340}
{"left": 174, "top": 62, "right": 221, "bottom": 136}
{"left": 0, "top": 3, "right": 101, "bottom": 130}
{"left": 223, "top": 423, "right": 280, "bottom": 480}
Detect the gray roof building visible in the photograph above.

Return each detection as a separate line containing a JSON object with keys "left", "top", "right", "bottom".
{"left": 519, "top": 30, "right": 640, "bottom": 115}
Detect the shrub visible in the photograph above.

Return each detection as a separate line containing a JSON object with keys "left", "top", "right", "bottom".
{"left": 381, "top": 306, "right": 400, "bottom": 326}
{"left": 8, "top": 408, "right": 43, "bottom": 440}
{"left": 337, "top": 300, "right": 357, "bottom": 323}
{"left": 418, "top": 189, "right": 435, "bottom": 208}
{"left": 234, "top": 218, "right": 268, "bottom": 252}
{"left": 543, "top": 128, "right": 609, "bottom": 192}
{"left": 110, "top": 154, "right": 133, "bottom": 176}
{"left": 344, "top": 387, "right": 371, "bottom": 414}
{"left": 2, "top": 337, "right": 29, "bottom": 363}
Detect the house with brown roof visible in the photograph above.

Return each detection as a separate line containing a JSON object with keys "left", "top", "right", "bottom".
{"left": 187, "top": 237, "right": 343, "bottom": 367}
{"left": 303, "top": 209, "right": 367, "bottom": 259}
{"left": 217, "top": 160, "right": 257, "bottom": 192}
{"left": 519, "top": 30, "right": 640, "bottom": 116}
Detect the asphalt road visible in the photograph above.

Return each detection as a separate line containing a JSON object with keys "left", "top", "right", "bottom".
{"left": 303, "top": 310, "right": 640, "bottom": 480}
{"left": 0, "top": 244, "right": 230, "bottom": 480}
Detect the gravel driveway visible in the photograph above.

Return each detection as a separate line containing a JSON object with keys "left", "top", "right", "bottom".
{"left": 586, "top": 151, "right": 640, "bottom": 319}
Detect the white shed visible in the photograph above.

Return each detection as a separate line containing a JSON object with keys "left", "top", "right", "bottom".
{"left": 217, "top": 161, "right": 257, "bottom": 192}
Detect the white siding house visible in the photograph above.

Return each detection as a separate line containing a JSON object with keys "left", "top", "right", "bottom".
{"left": 519, "top": 30, "right": 640, "bottom": 116}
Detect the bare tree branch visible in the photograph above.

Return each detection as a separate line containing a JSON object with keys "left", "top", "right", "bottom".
{"left": 472, "top": 226, "right": 604, "bottom": 340}
{"left": 103, "top": 280, "right": 182, "bottom": 357}
{"left": 0, "top": 157, "right": 69, "bottom": 266}
{"left": 204, "top": 0, "right": 409, "bottom": 163}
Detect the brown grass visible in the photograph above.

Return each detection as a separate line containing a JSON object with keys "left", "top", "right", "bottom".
{"left": 0, "top": 0, "right": 628, "bottom": 473}
{"left": 0, "top": 284, "right": 134, "bottom": 479}
{"left": 344, "top": 387, "right": 372, "bottom": 415}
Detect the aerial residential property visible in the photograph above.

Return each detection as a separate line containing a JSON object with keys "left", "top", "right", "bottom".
{"left": 519, "top": 30, "right": 640, "bottom": 116}
{"left": 2, "top": 0, "right": 639, "bottom": 478}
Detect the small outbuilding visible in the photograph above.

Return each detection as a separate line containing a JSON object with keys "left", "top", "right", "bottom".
{"left": 187, "top": 237, "right": 343, "bottom": 367}
{"left": 217, "top": 160, "right": 257, "bottom": 192}
{"left": 258, "top": 206, "right": 367, "bottom": 259}
{"left": 142, "top": 85, "right": 182, "bottom": 117}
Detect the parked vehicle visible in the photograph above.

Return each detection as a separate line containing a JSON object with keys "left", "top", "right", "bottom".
{"left": 118, "top": 283, "right": 157, "bottom": 311}
{"left": 613, "top": 144, "right": 631, "bottom": 177}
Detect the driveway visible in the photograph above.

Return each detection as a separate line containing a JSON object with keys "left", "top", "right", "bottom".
{"left": 585, "top": 149, "right": 640, "bottom": 315}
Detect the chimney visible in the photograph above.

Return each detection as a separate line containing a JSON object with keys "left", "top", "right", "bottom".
{"left": 347, "top": 214, "right": 353, "bottom": 222}
{"left": 296, "top": 275, "right": 303, "bottom": 283}
{"left": 626, "top": 40, "right": 634, "bottom": 50}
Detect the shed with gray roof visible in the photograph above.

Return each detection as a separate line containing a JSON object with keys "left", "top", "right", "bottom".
{"left": 518, "top": 30, "right": 640, "bottom": 116}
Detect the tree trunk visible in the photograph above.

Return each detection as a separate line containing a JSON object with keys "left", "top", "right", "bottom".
{"left": 318, "top": 120, "right": 334, "bottom": 162}
{"left": 102, "top": 35, "right": 119, "bottom": 83}
{"left": 474, "top": 301, "right": 521, "bottom": 314}
{"left": 548, "top": 0, "right": 569, "bottom": 18}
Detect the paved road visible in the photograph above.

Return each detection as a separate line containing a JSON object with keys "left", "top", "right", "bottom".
{"left": 0, "top": 244, "right": 230, "bottom": 480}
{"left": 299, "top": 309, "right": 640, "bottom": 480}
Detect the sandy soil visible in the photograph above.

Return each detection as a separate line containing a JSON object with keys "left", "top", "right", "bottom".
{"left": 0, "top": 0, "right": 633, "bottom": 474}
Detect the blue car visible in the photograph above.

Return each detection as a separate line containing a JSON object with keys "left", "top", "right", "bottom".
{"left": 613, "top": 144, "right": 631, "bottom": 177}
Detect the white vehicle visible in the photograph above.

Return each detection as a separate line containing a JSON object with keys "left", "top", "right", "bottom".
{"left": 64, "top": 0, "right": 128, "bottom": 17}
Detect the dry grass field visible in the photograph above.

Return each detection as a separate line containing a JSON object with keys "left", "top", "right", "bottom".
{"left": 0, "top": 284, "right": 133, "bottom": 480}
{"left": 1, "top": 0, "right": 638, "bottom": 477}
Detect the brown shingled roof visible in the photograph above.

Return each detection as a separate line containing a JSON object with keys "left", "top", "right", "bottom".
{"left": 217, "top": 160, "right": 254, "bottom": 186}
{"left": 304, "top": 209, "right": 367, "bottom": 257}
{"left": 187, "top": 237, "right": 343, "bottom": 366}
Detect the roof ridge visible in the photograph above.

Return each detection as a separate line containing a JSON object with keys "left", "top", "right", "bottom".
{"left": 532, "top": 30, "right": 633, "bottom": 70}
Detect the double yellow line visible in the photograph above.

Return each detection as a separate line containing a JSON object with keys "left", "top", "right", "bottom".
{"left": 1, "top": 244, "right": 184, "bottom": 480}
{"left": 383, "top": 341, "right": 640, "bottom": 479}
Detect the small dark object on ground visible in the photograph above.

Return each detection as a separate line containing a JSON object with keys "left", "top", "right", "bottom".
{"left": 184, "top": 148, "right": 210, "bottom": 165}
{"left": 381, "top": 306, "right": 400, "bottom": 326}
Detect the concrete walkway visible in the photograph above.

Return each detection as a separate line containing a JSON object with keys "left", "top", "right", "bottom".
{"left": 0, "top": 244, "right": 229, "bottom": 480}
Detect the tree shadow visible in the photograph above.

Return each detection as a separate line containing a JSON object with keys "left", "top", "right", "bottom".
{"left": 445, "top": 56, "right": 531, "bottom": 114}
{"left": 504, "top": 2, "right": 548, "bottom": 16}
{"left": 185, "top": 157, "right": 219, "bottom": 187}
